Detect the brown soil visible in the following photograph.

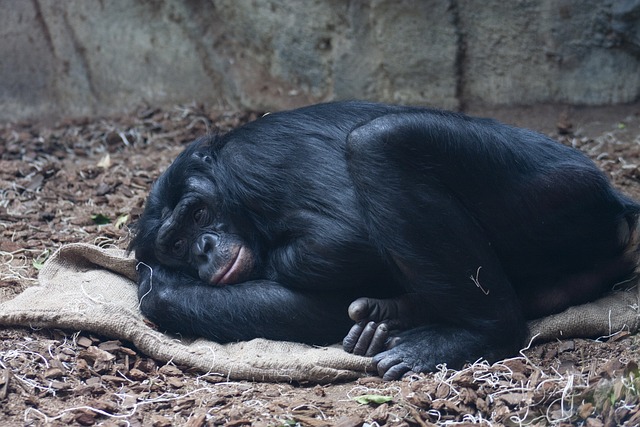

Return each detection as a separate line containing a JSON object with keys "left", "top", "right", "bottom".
{"left": 1, "top": 103, "right": 640, "bottom": 426}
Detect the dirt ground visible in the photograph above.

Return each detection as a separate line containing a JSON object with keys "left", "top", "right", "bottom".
{"left": 1, "top": 102, "right": 640, "bottom": 426}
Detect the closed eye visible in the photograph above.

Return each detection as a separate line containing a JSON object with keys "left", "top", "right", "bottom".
{"left": 173, "top": 238, "right": 187, "bottom": 257}
{"left": 193, "top": 207, "right": 208, "bottom": 225}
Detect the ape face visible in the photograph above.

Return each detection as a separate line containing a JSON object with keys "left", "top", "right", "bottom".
{"left": 131, "top": 139, "right": 256, "bottom": 285}
{"left": 153, "top": 192, "right": 255, "bottom": 285}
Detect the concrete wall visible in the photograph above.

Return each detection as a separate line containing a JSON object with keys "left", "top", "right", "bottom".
{"left": 1, "top": 0, "right": 639, "bottom": 121}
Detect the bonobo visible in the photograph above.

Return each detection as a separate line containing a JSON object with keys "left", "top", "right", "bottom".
{"left": 130, "top": 101, "right": 639, "bottom": 380}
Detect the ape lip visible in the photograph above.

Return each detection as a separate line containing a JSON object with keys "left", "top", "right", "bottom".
{"left": 211, "top": 246, "right": 244, "bottom": 285}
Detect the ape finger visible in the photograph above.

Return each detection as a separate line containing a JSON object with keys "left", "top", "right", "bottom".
{"left": 387, "top": 336, "right": 401, "bottom": 349}
{"left": 365, "top": 323, "right": 390, "bottom": 356}
{"left": 342, "top": 322, "right": 364, "bottom": 353}
{"left": 347, "top": 297, "right": 372, "bottom": 322}
{"left": 383, "top": 365, "right": 413, "bottom": 381}
{"left": 352, "top": 321, "right": 377, "bottom": 355}
{"left": 354, "top": 322, "right": 390, "bottom": 356}
{"left": 347, "top": 297, "right": 410, "bottom": 330}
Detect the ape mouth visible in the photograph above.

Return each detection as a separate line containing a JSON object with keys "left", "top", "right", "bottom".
{"left": 210, "top": 245, "right": 247, "bottom": 285}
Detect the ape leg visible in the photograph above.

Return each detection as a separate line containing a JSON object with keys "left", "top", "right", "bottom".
{"left": 346, "top": 114, "right": 528, "bottom": 379}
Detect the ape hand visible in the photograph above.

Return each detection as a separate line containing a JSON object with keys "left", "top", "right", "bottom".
{"left": 343, "top": 321, "right": 398, "bottom": 357}
{"left": 343, "top": 297, "right": 412, "bottom": 357}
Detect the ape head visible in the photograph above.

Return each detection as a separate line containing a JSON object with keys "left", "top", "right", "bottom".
{"left": 129, "top": 136, "right": 256, "bottom": 285}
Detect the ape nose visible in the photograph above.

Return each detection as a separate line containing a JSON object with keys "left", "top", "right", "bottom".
{"left": 193, "top": 233, "right": 219, "bottom": 260}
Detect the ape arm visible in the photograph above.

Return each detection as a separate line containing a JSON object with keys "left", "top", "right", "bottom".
{"left": 136, "top": 263, "right": 355, "bottom": 345}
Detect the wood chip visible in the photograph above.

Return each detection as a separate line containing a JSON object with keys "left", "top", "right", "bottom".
{"left": 77, "top": 336, "right": 93, "bottom": 348}
{"left": 75, "top": 410, "right": 96, "bottom": 426}
{"left": 167, "top": 377, "right": 184, "bottom": 388}
{"left": 44, "top": 367, "right": 65, "bottom": 379}
{"left": 151, "top": 415, "right": 172, "bottom": 427}
{"left": 128, "top": 368, "right": 146, "bottom": 381}
{"left": 119, "top": 346, "right": 137, "bottom": 356}
{"left": 558, "top": 340, "right": 575, "bottom": 353}
{"left": 0, "top": 369, "right": 9, "bottom": 400}
{"left": 100, "top": 375, "right": 127, "bottom": 384}
{"left": 435, "top": 382, "right": 451, "bottom": 399}
{"left": 498, "top": 392, "right": 527, "bottom": 407}
{"left": 585, "top": 418, "right": 604, "bottom": 427}
{"left": 25, "top": 174, "right": 44, "bottom": 192}
{"left": 87, "top": 399, "right": 118, "bottom": 413}
{"left": 85, "top": 377, "right": 102, "bottom": 386}
{"left": 134, "top": 358, "right": 157, "bottom": 373}
{"left": 174, "top": 397, "right": 196, "bottom": 412}
{"left": 226, "top": 420, "right": 252, "bottom": 427}
{"left": 159, "top": 364, "right": 183, "bottom": 376}
{"left": 333, "top": 415, "right": 364, "bottom": 427}
{"left": 49, "top": 380, "right": 71, "bottom": 390}
{"left": 185, "top": 413, "right": 207, "bottom": 427}
{"left": 79, "top": 346, "right": 115, "bottom": 373}
{"left": 370, "top": 402, "right": 389, "bottom": 424}
{"left": 97, "top": 340, "right": 122, "bottom": 352}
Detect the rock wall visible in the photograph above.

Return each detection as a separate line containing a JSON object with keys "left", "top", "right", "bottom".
{"left": 1, "top": 0, "right": 639, "bottom": 121}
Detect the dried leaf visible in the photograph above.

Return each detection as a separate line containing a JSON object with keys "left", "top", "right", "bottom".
{"left": 97, "top": 153, "right": 111, "bottom": 169}
{"left": 353, "top": 394, "right": 393, "bottom": 405}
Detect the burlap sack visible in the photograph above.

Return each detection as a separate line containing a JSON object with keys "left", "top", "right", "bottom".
{"left": 1, "top": 243, "right": 638, "bottom": 382}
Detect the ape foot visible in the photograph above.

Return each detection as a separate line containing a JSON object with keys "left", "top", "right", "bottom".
{"left": 372, "top": 339, "right": 462, "bottom": 380}
{"left": 373, "top": 346, "right": 421, "bottom": 380}
{"left": 369, "top": 325, "right": 515, "bottom": 380}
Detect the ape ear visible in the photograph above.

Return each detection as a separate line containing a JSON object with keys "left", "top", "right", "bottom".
{"left": 191, "top": 135, "right": 220, "bottom": 164}
{"left": 193, "top": 151, "right": 213, "bottom": 164}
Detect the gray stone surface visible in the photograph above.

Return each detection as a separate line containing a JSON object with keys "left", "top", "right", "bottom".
{"left": 0, "top": 0, "right": 638, "bottom": 121}
{"left": 460, "top": 0, "right": 640, "bottom": 107}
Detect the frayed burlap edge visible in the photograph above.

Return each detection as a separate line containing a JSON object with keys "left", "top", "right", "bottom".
{"left": 0, "top": 243, "right": 638, "bottom": 382}
{"left": 0, "top": 244, "right": 371, "bottom": 383}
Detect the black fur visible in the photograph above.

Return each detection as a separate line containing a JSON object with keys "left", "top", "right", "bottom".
{"left": 130, "top": 101, "right": 639, "bottom": 380}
